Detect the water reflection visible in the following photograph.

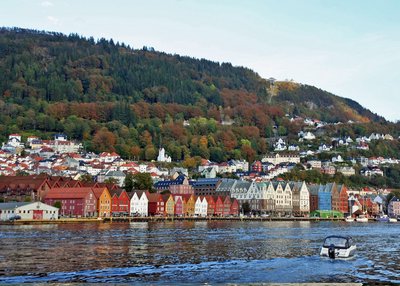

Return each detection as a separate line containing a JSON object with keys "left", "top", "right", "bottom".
{"left": 0, "top": 221, "right": 399, "bottom": 284}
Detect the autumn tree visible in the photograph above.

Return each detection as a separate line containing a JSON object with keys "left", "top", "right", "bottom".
{"left": 92, "top": 127, "right": 117, "bottom": 152}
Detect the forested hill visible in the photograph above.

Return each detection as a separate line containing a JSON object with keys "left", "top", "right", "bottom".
{"left": 0, "top": 27, "right": 392, "bottom": 162}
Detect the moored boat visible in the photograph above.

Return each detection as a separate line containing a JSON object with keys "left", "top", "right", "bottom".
{"left": 356, "top": 215, "right": 368, "bottom": 222}
{"left": 345, "top": 216, "right": 354, "bottom": 222}
{"left": 375, "top": 214, "right": 389, "bottom": 222}
{"left": 389, "top": 217, "right": 397, "bottom": 223}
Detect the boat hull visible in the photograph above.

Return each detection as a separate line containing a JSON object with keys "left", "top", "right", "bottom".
{"left": 320, "top": 245, "right": 356, "bottom": 258}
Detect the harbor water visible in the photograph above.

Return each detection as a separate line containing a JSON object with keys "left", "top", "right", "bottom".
{"left": 0, "top": 220, "right": 399, "bottom": 284}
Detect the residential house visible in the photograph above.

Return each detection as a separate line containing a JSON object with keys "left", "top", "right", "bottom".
{"left": 102, "top": 170, "right": 126, "bottom": 187}
{"left": 201, "top": 166, "right": 217, "bottom": 178}
{"left": 337, "top": 166, "right": 356, "bottom": 177}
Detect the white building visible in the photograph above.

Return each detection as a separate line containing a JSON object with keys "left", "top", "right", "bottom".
{"left": 7, "top": 134, "right": 24, "bottom": 148}
{"left": 130, "top": 191, "right": 149, "bottom": 216}
{"left": 298, "top": 181, "right": 310, "bottom": 213}
{"left": 157, "top": 148, "right": 171, "bottom": 163}
{"left": 194, "top": 196, "right": 208, "bottom": 217}
{"left": 261, "top": 153, "right": 300, "bottom": 165}
{"left": 0, "top": 202, "right": 59, "bottom": 221}
{"left": 273, "top": 182, "right": 292, "bottom": 214}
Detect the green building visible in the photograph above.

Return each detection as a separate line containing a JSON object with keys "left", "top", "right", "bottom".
{"left": 310, "top": 210, "right": 343, "bottom": 218}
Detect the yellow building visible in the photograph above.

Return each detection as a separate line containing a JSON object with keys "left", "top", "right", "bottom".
{"left": 163, "top": 194, "right": 175, "bottom": 217}
{"left": 93, "top": 187, "right": 111, "bottom": 217}
{"left": 183, "top": 194, "right": 195, "bottom": 216}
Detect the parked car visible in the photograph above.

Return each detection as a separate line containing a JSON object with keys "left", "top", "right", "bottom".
{"left": 8, "top": 215, "right": 21, "bottom": 221}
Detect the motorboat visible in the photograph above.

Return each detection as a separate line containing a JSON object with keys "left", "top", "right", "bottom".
{"left": 389, "top": 217, "right": 397, "bottom": 223}
{"left": 375, "top": 214, "right": 389, "bottom": 222}
{"left": 320, "top": 235, "right": 356, "bottom": 259}
{"left": 356, "top": 215, "right": 368, "bottom": 222}
{"left": 345, "top": 216, "right": 354, "bottom": 222}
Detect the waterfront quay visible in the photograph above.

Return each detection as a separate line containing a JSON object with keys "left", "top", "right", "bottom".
{"left": 2, "top": 216, "right": 347, "bottom": 225}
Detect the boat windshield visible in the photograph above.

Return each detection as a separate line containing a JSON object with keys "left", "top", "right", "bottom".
{"left": 323, "top": 237, "right": 349, "bottom": 248}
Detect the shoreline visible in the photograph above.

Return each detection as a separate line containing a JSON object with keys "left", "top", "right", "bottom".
{"left": 0, "top": 216, "right": 356, "bottom": 225}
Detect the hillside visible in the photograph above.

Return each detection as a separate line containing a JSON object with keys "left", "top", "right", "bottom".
{"left": 0, "top": 27, "right": 394, "bottom": 163}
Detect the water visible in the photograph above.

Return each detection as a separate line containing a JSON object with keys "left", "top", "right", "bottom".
{"left": 0, "top": 221, "right": 399, "bottom": 284}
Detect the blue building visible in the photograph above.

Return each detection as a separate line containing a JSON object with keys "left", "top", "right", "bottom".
{"left": 318, "top": 185, "right": 332, "bottom": 211}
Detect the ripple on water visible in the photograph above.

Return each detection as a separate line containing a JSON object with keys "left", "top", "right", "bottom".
{"left": 0, "top": 221, "right": 399, "bottom": 284}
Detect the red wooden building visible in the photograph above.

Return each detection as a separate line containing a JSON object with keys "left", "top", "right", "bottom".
{"left": 206, "top": 196, "right": 216, "bottom": 216}
{"left": 338, "top": 184, "right": 349, "bottom": 214}
{"left": 110, "top": 189, "right": 130, "bottom": 216}
{"left": 214, "top": 196, "right": 224, "bottom": 216}
{"left": 230, "top": 198, "right": 239, "bottom": 216}
{"left": 223, "top": 196, "right": 231, "bottom": 216}
{"left": 44, "top": 187, "right": 97, "bottom": 217}
{"left": 147, "top": 193, "right": 163, "bottom": 216}
{"left": 173, "top": 195, "right": 184, "bottom": 216}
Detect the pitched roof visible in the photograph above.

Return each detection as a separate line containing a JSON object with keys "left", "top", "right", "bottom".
{"left": 45, "top": 188, "right": 93, "bottom": 199}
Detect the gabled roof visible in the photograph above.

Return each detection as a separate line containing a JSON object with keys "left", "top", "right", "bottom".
{"left": 147, "top": 193, "right": 162, "bottom": 203}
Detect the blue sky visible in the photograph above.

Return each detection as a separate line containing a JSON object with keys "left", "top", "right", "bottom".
{"left": 1, "top": 0, "right": 399, "bottom": 121}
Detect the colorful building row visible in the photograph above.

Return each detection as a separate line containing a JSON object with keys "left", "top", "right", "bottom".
{"left": 131, "top": 192, "right": 239, "bottom": 217}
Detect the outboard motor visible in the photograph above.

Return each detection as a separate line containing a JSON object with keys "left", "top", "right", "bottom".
{"left": 328, "top": 244, "right": 336, "bottom": 259}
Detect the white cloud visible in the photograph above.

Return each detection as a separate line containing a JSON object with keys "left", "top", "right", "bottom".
{"left": 41, "top": 1, "right": 54, "bottom": 7}
{"left": 47, "top": 16, "right": 59, "bottom": 25}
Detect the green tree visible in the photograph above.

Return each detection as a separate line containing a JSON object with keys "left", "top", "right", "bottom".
{"left": 133, "top": 172, "right": 154, "bottom": 191}
{"left": 124, "top": 172, "right": 134, "bottom": 192}
{"left": 79, "top": 173, "right": 93, "bottom": 183}
{"left": 104, "top": 178, "right": 118, "bottom": 185}
{"left": 53, "top": 201, "right": 62, "bottom": 209}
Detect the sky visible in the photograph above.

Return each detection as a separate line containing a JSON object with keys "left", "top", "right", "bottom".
{"left": 1, "top": 0, "right": 400, "bottom": 121}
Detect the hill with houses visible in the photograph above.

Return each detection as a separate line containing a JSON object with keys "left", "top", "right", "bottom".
{"left": 0, "top": 27, "right": 398, "bottom": 166}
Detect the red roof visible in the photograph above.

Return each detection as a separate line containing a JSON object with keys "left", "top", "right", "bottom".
{"left": 46, "top": 188, "right": 93, "bottom": 199}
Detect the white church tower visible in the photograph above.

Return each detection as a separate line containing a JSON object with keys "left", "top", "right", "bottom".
{"left": 157, "top": 147, "right": 171, "bottom": 162}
